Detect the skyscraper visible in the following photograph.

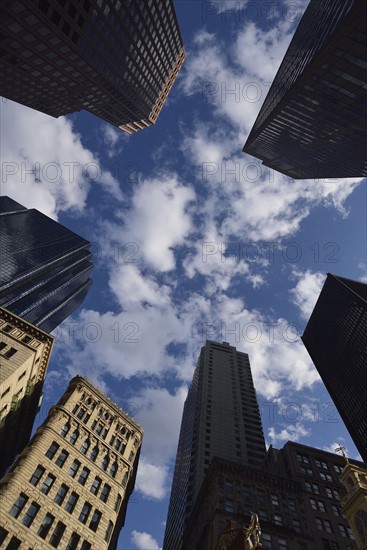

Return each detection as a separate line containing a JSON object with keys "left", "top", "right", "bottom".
{"left": 163, "top": 341, "right": 266, "bottom": 550}
{"left": 0, "top": 0, "right": 185, "bottom": 135}
{"left": 302, "top": 273, "right": 367, "bottom": 462}
{"left": 0, "top": 306, "right": 54, "bottom": 477}
{"left": 0, "top": 195, "right": 93, "bottom": 333}
{"left": 243, "top": 0, "right": 367, "bottom": 179}
{"left": 0, "top": 376, "right": 143, "bottom": 549}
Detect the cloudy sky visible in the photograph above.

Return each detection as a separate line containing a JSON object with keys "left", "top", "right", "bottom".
{"left": 1, "top": 1, "right": 366, "bottom": 548}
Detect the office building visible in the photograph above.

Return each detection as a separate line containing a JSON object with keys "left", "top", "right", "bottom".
{"left": 243, "top": 0, "right": 367, "bottom": 179}
{"left": 0, "top": 375, "right": 143, "bottom": 549}
{"left": 0, "top": 0, "right": 185, "bottom": 135}
{"left": 163, "top": 341, "right": 266, "bottom": 550}
{"left": 0, "top": 306, "right": 54, "bottom": 477}
{"left": 0, "top": 195, "right": 93, "bottom": 333}
{"left": 302, "top": 273, "right": 367, "bottom": 462}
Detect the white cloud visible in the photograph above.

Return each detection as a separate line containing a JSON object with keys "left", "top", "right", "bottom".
{"left": 322, "top": 441, "right": 347, "bottom": 456}
{"left": 290, "top": 270, "right": 326, "bottom": 320}
{"left": 101, "top": 122, "right": 128, "bottom": 158}
{"left": 268, "top": 422, "right": 311, "bottom": 445}
{"left": 135, "top": 459, "right": 169, "bottom": 500}
{"left": 1, "top": 99, "right": 122, "bottom": 219}
{"left": 131, "top": 530, "right": 161, "bottom": 550}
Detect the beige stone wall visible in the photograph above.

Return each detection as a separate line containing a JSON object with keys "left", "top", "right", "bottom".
{"left": 0, "top": 376, "right": 143, "bottom": 549}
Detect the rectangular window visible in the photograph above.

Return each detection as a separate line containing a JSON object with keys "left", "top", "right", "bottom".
{"left": 66, "top": 532, "right": 81, "bottom": 550}
{"left": 55, "top": 449, "right": 69, "bottom": 468}
{"left": 78, "top": 467, "right": 90, "bottom": 486}
{"left": 37, "top": 513, "right": 55, "bottom": 539}
{"left": 65, "top": 491, "right": 79, "bottom": 513}
{"left": 4, "top": 537, "right": 21, "bottom": 549}
{"left": 278, "top": 538, "right": 288, "bottom": 549}
{"left": 9, "top": 493, "right": 28, "bottom": 518}
{"left": 89, "top": 510, "right": 102, "bottom": 532}
{"left": 40, "top": 473, "right": 56, "bottom": 495}
{"left": 274, "top": 514, "right": 282, "bottom": 526}
{"left": 45, "top": 441, "right": 60, "bottom": 459}
{"left": 4, "top": 347, "right": 17, "bottom": 359}
{"left": 50, "top": 522, "right": 66, "bottom": 548}
{"left": 292, "top": 519, "right": 301, "bottom": 533}
{"left": 0, "top": 527, "right": 8, "bottom": 544}
{"left": 68, "top": 459, "right": 81, "bottom": 478}
{"left": 288, "top": 498, "right": 296, "bottom": 511}
{"left": 262, "top": 533, "right": 271, "bottom": 549}
{"left": 81, "top": 542, "right": 92, "bottom": 550}
{"left": 79, "top": 502, "right": 92, "bottom": 524}
{"left": 54, "top": 484, "right": 69, "bottom": 505}
{"left": 90, "top": 476, "right": 102, "bottom": 495}
{"left": 100, "top": 483, "right": 111, "bottom": 503}
{"left": 271, "top": 494, "right": 279, "bottom": 506}
{"left": 29, "top": 465, "right": 45, "bottom": 486}
{"left": 22, "top": 502, "right": 40, "bottom": 527}
{"left": 319, "top": 472, "right": 333, "bottom": 482}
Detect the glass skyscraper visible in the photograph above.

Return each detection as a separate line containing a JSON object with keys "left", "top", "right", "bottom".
{"left": 0, "top": 0, "right": 185, "bottom": 134}
{"left": 0, "top": 196, "right": 93, "bottom": 333}
{"left": 243, "top": 0, "right": 367, "bottom": 179}
{"left": 302, "top": 273, "right": 367, "bottom": 463}
{"left": 163, "top": 341, "right": 266, "bottom": 550}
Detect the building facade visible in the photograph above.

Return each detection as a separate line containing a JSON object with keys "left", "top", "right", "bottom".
{"left": 243, "top": 0, "right": 367, "bottom": 179}
{"left": 339, "top": 456, "right": 367, "bottom": 548}
{"left": 0, "top": 0, "right": 185, "bottom": 134}
{"left": 0, "top": 376, "right": 143, "bottom": 549}
{"left": 0, "top": 306, "right": 54, "bottom": 477}
{"left": 0, "top": 195, "right": 93, "bottom": 333}
{"left": 163, "top": 341, "right": 266, "bottom": 550}
{"left": 301, "top": 273, "right": 367, "bottom": 462}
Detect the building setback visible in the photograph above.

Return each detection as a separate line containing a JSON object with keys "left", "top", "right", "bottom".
{"left": 0, "top": 306, "right": 54, "bottom": 477}
{"left": 0, "top": 195, "right": 93, "bottom": 333}
{"left": 243, "top": 0, "right": 367, "bottom": 179}
{"left": 163, "top": 341, "right": 266, "bottom": 550}
{"left": 0, "top": 0, "right": 185, "bottom": 135}
{"left": 0, "top": 376, "right": 143, "bottom": 549}
{"left": 301, "top": 273, "right": 367, "bottom": 463}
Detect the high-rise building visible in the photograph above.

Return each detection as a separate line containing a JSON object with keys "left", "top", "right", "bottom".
{"left": 184, "top": 442, "right": 367, "bottom": 550}
{"left": 163, "top": 340, "right": 266, "bottom": 550}
{"left": 0, "top": 306, "right": 54, "bottom": 477}
{"left": 0, "top": 0, "right": 185, "bottom": 135}
{"left": 243, "top": 0, "right": 367, "bottom": 179}
{"left": 0, "top": 375, "right": 143, "bottom": 549}
{"left": 0, "top": 195, "right": 93, "bottom": 333}
{"left": 301, "top": 273, "right": 367, "bottom": 462}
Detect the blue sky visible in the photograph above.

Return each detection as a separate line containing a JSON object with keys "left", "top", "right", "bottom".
{"left": 1, "top": 1, "right": 366, "bottom": 548}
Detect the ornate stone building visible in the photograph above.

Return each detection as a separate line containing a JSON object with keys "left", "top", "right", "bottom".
{"left": 339, "top": 456, "right": 367, "bottom": 549}
{"left": 0, "top": 376, "right": 143, "bottom": 549}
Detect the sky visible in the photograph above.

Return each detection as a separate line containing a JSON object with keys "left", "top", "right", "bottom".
{"left": 1, "top": 1, "right": 367, "bottom": 549}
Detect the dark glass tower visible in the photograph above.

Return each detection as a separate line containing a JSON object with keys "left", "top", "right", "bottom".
{"left": 243, "top": 0, "right": 367, "bottom": 179}
{"left": 0, "top": 0, "right": 185, "bottom": 135}
{"left": 163, "top": 341, "right": 266, "bottom": 550}
{"left": 0, "top": 196, "right": 93, "bottom": 332}
{"left": 302, "top": 273, "right": 367, "bottom": 462}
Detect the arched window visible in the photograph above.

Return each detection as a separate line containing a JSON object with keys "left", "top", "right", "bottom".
{"left": 114, "top": 494, "right": 122, "bottom": 512}
{"left": 80, "top": 439, "right": 90, "bottom": 455}
{"left": 90, "top": 445, "right": 99, "bottom": 462}
{"left": 101, "top": 455, "right": 110, "bottom": 471}
{"left": 109, "top": 462, "right": 117, "bottom": 479}
{"left": 105, "top": 520, "right": 114, "bottom": 542}
{"left": 60, "top": 423, "right": 70, "bottom": 437}
{"left": 69, "top": 430, "right": 79, "bottom": 445}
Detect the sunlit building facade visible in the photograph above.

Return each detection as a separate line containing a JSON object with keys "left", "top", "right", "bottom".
{"left": 0, "top": 376, "right": 143, "bottom": 549}
{"left": 0, "top": 0, "right": 185, "bottom": 134}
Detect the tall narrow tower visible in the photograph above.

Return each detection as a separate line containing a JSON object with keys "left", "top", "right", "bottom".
{"left": 0, "top": 376, "right": 143, "bottom": 549}
{"left": 163, "top": 341, "right": 266, "bottom": 550}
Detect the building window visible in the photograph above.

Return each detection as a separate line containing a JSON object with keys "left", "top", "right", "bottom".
{"left": 315, "top": 460, "right": 329, "bottom": 470}
{"left": 110, "top": 462, "right": 118, "bottom": 478}
{"left": 54, "top": 484, "right": 69, "bottom": 505}
{"left": 225, "top": 500, "right": 234, "bottom": 513}
{"left": 292, "top": 519, "right": 301, "bottom": 533}
{"left": 331, "top": 504, "right": 342, "bottom": 517}
{"left": 70, "top": 430, "right": 79, "bottom": 445}
{"left": 271, "top": 494, "right": 279, "bottom": 506}
{"left": 262, "top": 533, "right": 271, "bottom": 549}
{"left": 278, "top": 538, "right": 288, "bottom": 549}
{"left": 37, "top": 513, "right": 55, "bottom": 539}
{"left": 50, "top": 521, "right": 66, "bottom": 548}
{"left": 29, "top": 465, "right": 45, "bottom": 486}
{"left": 45, "top": 441, "right": 60, "bottom": 460}
{"left": 101, "top": 455, "right": 110, "bottom": 471}
{"left": 0, "top": 527, "right": 8, "bottom": 544}
{"left": 55, "top": 449, "right": 69, "bottom": 468}
{"left": 65, "top": 491, "right": 79, "bottom": 514}
{"left": 22, "top": 502, "right": 40, "bottom": 527}
{"left": 333, "top": 464, "right": 343, "bottom": 474}
{"left": 322, "top": 540, "right": 339, "bottom": 550}
{"left": 80, "top": 542, "right": 92, "bottom": 550}
{"left": 89, "top": 510, "right": 102, "bottom": 532}
{"left": 319, "top": 472, "right": 333, "bottom": 482}
{"left": 80, "top": 439, "right": 90, "bottom": 455}
{"left": 90, "top": 476, "right": 102, "bottom": 495}
{"left": 310, "top": 498, "right": 326, "bottom": 512}
{"left": 90, "top": 445, "right": 99, "bottom": 462}
{"left": 288, "top": 498, "right": 296, "bottom": 511}
{"left": 9, "top": 493, "right": 28, "bottom": 518}
{"left": 40, "top": 473, "right": 56, "bottom": 494}
{"left": 79, "top": 502, "right": 92, "bottom": 524}
{"left": 78, "top": 467, "right": 90, "bottom": 486}
{"left": 68, "top": 459, "right": 81, "bottom": 478}
{"left": 274, "top": 514, "right": 282, "bottom": 526}
{"left": 114, "top": 494, "right": 122, "bottom": 512}
{"left": 300, "top": 465, "right": 313, "bottom": 476}
{"left": 325, "top": 488, "right": 340, "bottom": 500}
{"left": 4, "top": 537, "right": 21, "bottom": 549}
{"left": 66, "top": 532, "right": 81, "bottom": 550}
{"left": 105, "top": 520, "right": 114, "bottom": 542}
{"left": 77, "top": 407, "right": 86, "bottom": 420}
{"left": 121, "top": 471, "right": 128, "bottom": 487}
{"left": 316, "top": 518, "right": 333, "bottom": 533}
{"left": 297, "top": 453, "right": 310, "bottom": 464}
{"left": 338, "top": 524, "right": 355, "bottom": 539}
{"left": 60, "top": 423, "right": 70, "bottom": 437}
{"left": 100, "top": 483, "right": 111, "bottom": 503}
{"left": 305, "top": 482, "right": 320, "bottom": 494}
{"left": 4, "top": 347, "right": 17, "bottom": 359}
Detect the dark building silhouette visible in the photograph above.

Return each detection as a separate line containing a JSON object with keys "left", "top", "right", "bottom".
{"left": 302, "top": 274, "right": 367, "bottom": 463}
{"left": 243, "top": 0, "right": 367, "bottom": 179}
{"left": 163, "top": 341, "right": 266, "bottom": 550}
{"left": 0, "top": 0, "right": 185, "bottom": 134}
{"left": 0, "top": 196, "right": 93, "bottom": 333}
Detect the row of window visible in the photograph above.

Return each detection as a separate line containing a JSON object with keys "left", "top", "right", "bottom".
{"left": 305, "top": 482, "right": 340, "bottom": 500}
{"left": 316, "top": 517, "right": 355, "bottom": 539}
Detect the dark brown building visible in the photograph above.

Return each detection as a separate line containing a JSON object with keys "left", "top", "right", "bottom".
{"left": 0, "top": 0, "right": 185, "bottom": 134}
